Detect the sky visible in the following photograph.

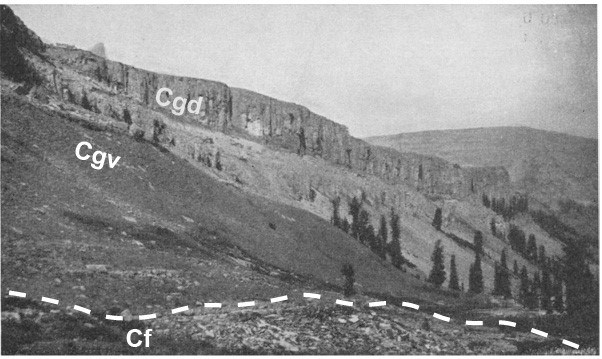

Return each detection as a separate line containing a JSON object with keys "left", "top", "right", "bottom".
{"left": 12, "top": 5, "right": 597, "bottom": 138}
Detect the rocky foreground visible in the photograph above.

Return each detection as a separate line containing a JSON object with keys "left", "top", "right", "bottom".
{"left": 7, "top": 291, "right": 590, "bottom": 355}
{"left": 151, "top": 300, "right": 525, "bottom": 355}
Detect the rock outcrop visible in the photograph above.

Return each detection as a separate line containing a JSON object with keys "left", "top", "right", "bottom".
{"left": 229, "top": 87, "right": 509, "bottom": 197}
{"left": 88, "top": 42, "right": 106, "bottom": 58}
{"left": 1, "top": 4, "right": 509, "bottom": 199}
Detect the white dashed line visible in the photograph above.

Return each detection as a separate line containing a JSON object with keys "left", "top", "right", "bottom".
{"left": 335, "top": 299, "right": 353, "bottom": 307}
{"left": 433, "top": 313, "right": 450, "bottom": 322}
{"left": 402, "top": 301, "right": 419, "bottom": 310}
{"left": 270, "top": 295, "right": 288, "bottom": 303}
{"left": 303, "top": 292, "right": 321, "bottom": 299}
{"left": 531, "top": 328, "right": 548, "bottom": 338}
{"left": 4, "top": 288, "right": 582, "bottom": 350}
{"left": 171, "top": 306, "right": 189, "bottom": 314}
{"left": 73, "top": 305, "right": 91, "bottom": 315}
{"left": 8, "top": 290, "right": 26, "bottom": 298}
{"left": 562, "top": 339, "right": 579, "bottom": 349}
{"left": 499, "top": 320, "right": 516, "bottom": 327}
{"left": 41, "top": 297, "right": 59, "bottom": 305}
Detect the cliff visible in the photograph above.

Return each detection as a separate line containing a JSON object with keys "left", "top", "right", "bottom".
{"left": 230, "top": 87, "right": 509, "bottom": 197}
{"left": 1, "top": 4, "right": 509, "bottom": 199}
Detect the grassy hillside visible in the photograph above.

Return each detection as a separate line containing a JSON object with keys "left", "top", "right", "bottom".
{"left": 3, "top": 79, "right": 594, "bottom": 355}
{"left": 1, "top": 90, "right": 442, "bottom": 304}
{"left": 0, "top": 87, "right": 546, "bottom": 355}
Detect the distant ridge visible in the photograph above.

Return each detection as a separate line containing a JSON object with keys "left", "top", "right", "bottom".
{"left": 366, "top": 126, "right": 596, "bottom": 141}
{"left": 366, "top": 126, "right": 598, "bottom": 207}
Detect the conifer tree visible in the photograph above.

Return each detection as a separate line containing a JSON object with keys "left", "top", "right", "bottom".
{"left": 349, "top": 197, "right": 361, "bottom": 239}
{"left": 427, "top": 240, "right": 446, "bottom": 287}
{"left": 553, "top": 277, "right": 564, "bottom": 313}
{"left": 499, "top": 249, "right": 512, "bottom": 298}
{"left": 492, "top": 262, "right": 501, "bottom": 295}
{"left": 541, "top": 266, "right": 553, "bottom": 313}
{"left": 432, "top": 207, "right": 442, "bottom": 231}
{"left": 564, "top": 238, "right": 596, "bottom": 320}
{"left": 357, "top": 210, "right": 370, "bottom": 246}
{"left": 531, "top": 272, "right": 541, "bottom": 309}
{"left": 341, "top": 218, "right": 350, "bottom": 234}
{"left": 377, "top": 215, "right": 388, "bottom": 259}
{"left": 331, "top": 197, "right": 341, "bottom": 228}
{"left": 538, "top": 245, "right": 547, "bottom": 267}
{"left": 474, "top": 231, "right": 484, "bottom": 254}
{"left": 366, "top": 224, "right": 378, "bottom": 254}
{"left": 449, "top": 254, "right": 460, "bottom": 291}
{"left": 341, "top": 263, "right": 355, "bottom": 297}
{"left": 388, "top": 209, "right": 403, "bottom": 269}
{"left": 482, "top": 193, "right": 491, "bottom": 208}
{"left": 468, "top": 250, "right": 484, "bottom": 294}
{"left": 517, "top": 231, "right": 526, "bottom": 255}
{"left": 519, "top": 265, "right": 530, "bottom": 305}
{"left": 215, "top": 151, "right": 222, "bottom": 171}
{"left": 527, "top": 234, "right": 538, "bottom": 262}
{"left": 123, "top": 108, "right": 132, "bottom": 125}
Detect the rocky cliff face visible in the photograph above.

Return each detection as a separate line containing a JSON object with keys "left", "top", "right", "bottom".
{"left": 0, "top": 5, "right": 46, "bottom": 85}
{"left": 230, "top": 87, "right": 509, "bottom": 197}
{"left": 2, "top": 5, "right": 509, "bottom": 199}
{"left": 45, "top": 45, "right": 232, "bottom": 133}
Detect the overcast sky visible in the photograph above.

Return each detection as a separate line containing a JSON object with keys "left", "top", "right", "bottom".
{"left": 12, "top": 5, "right": 597, "bottom": 138}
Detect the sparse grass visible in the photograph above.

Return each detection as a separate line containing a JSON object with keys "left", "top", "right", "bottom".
{"left": 1, "top": 87, "right": 597, "bottom": 355}
{"left": 2, "top": 91, "right": 437, "bottom": 303}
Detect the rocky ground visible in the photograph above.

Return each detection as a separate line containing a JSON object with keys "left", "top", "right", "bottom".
{"left": 1, "top": 290, "right": 563, "bottom": 355}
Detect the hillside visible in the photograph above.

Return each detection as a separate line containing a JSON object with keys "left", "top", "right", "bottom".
{"left": 1, "top": 83, "right": 552, "bottom": 355}
{"left": 366, "top": 127, "right": 598, "bottom": 209}
{"left": 0, "top": 5, "right": 596, "bottom": 354}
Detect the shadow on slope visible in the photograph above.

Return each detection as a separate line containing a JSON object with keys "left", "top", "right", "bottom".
{"left": 1, "top": 92, "right": 437, "bottom": 303}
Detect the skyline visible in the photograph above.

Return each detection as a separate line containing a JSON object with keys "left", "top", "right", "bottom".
{"left": 11, "top": 5, "right": 598, "bottom": 139}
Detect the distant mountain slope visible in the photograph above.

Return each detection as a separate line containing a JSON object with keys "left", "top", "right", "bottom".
{"left": 366, "top": 127, "right": 598, "bottom": 208}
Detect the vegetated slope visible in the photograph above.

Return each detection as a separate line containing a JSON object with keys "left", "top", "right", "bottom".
{"left": 1, "top": 90, "right": 435, "bottom": 302}
{"left": 2, "top": 91, "right": 584, "bottom": 356}
{"left": 2, "top": 92, "right": 553, "bottom": 356}
{"left": 366, "top": 127, "right": 598, "bottom": 209}
{"left": 0, "top": 6, "right": 595, "bottom": 354}
{"left": 1, "top": 4, "right": 568, "bottom": 302}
